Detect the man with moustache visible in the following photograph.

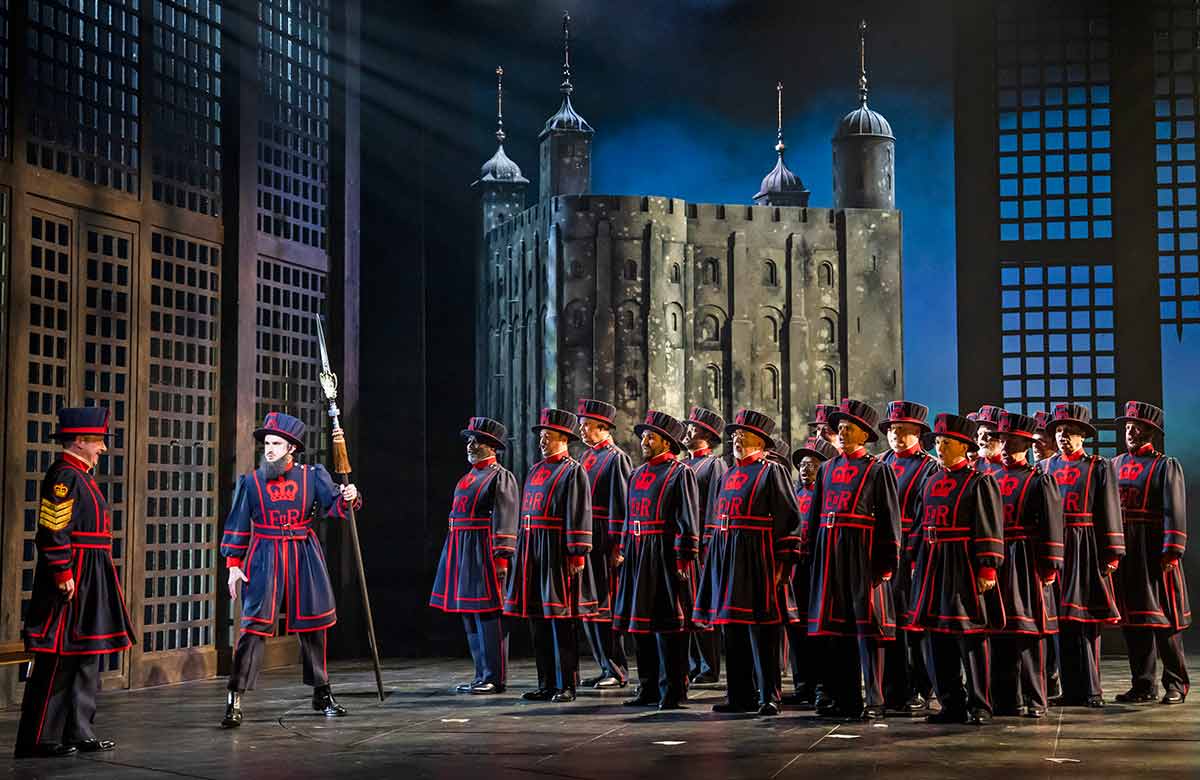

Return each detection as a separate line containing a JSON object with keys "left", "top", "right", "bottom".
{"left": 878, "top": 401, "right": 940, "bottom": 714}
{"left": 783, "top": 436, "right": 839, "bottom": 707}
{"left": 693, "top": 410, "right": 803, "bottom": 716}
{"left": 220, "top": 412, "right": 361, "bottom": 728}
{"left": 905, "top": 413, "right": 1005, "bottom": 725}
{"left": 1041, "top": 403, "right": 1124, "bottom": 707}
{"left": 503, "top": 408, "right": 595, "bottom": 703}
{"left": 14, "top": 407, "right": 136, "bottom": 759}
{"left": 613, "top": 411, "right": 700, "bottom": 710}
{"left": 804, "top": 399, "right": 902, "bottom": 721}
{"left": 430, "top": 417, "right": 519, "bottom": 695}
{"left": 973, "top": 404, "right": 1007, "bottom": 477}
{"left": 1111, "top": 402, "right": 1190, "bottom": 705}
{"left": 683, "top": 407, "right": 729, "bottom": 686}
{"left": 575, "top": 399, "right": 632, "bottom": 689}
{"left": 990, "top": 411, "right": 1063, "bottom": 718}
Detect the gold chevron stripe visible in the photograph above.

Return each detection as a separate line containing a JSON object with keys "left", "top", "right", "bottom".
{"left": 38, "top": 498, "right": 74, "bottom": 531}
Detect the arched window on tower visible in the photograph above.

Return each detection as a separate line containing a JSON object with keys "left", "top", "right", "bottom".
{"left": 670, "top": 263, "right": 681, "bottom": 284}
{"left": 699, "top": 314, "right": 721, "bottom": 345}
{"left": 624, "top": 376, "right": 641, "bottom": 401}
{"left": 762, "top": 260, "right": 778, "bottom": 287}
{"left": 703, "top": 257, "right": 721, "bottom": 287}
{"left": 819, "top": 262, "right": 834, "bottom": 288}
{"left": 621, "top": 309, "right": 635, "bottom": 331}
{"left": 819, "top": 317, "right": 836, "bottom": 345}
{"left": 763, "top": 364, "right": 780, "bottom": 407}
{"left": 706, "top": 363, "right": 721, "bottom": 401}
{"left": 624, "top": 259, "right": 638, "bottom": 281}
{"left": 820, "top": 366, "right": 837, "bottom": 403}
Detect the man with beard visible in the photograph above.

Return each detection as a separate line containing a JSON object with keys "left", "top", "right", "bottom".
{"left": 878, "top": 401, "right": 940, "bottom": 714}
{"left": 804, "top": 399, "right": 901, "bottom": 721}
{"left": 1041, "top": 403, "right": 1124, "bottom": 707}
{"left": 429, "top": 417, "right": 519, "bottom": 695}
{"left": 220, "top": 413, "right": 361, "bottom": 728}
{"left": 14, "top": 407, "right": 136, "bottom": 759}
{"left": 973, "top": 405, "right": 1007, "bottom": 477}
{"left": 905, "top": 413, "right": 1005, "bottom": 725}
{"left": 683, "top": 407, "right": 728, "bottom": 686}
{"left": 1111, "top": 401, "right": 1190, "bottom": 705}
{"left": 503, "top": 408, "right": 595, "bottom": 703}
{"left": 575, "top": 399, "right": 632, "bottom": 689}
{"left": 613, "top": 411, "right": 700, "bottom": 710}
{"left": 693, "top": 410, "right": 803, "bottom": 716}
{"left": 783, "top": 436, "right": 839, "bottom": 707}
{"left": 990, "top": 412, "right": 1063, "bottom": 718}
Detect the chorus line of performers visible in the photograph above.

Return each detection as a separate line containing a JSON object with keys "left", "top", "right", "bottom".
{"left": 430, "top": 398, "right": 1190, "bottom": 724}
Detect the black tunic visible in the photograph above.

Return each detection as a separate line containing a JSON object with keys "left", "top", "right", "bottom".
{"left": 579, "top": 440, "right": 632, "bottom": 622}
{"left": 994, "top": 459, "right": 1063, "bottom": 635}
{"left": 23, "top": 453, "right": 136, "bottom": 655}
{"left": 779, "top": 482, "right": 814, "bottom": 625}
{"left": 684, "top": 449, "right": 729, "bottom": 560}
{"left": 612, "top": 453, "right": 700, "bottom": 633}
{"left": 804, "top": 448, "right": 902, "bottom": 638}
{"left": 881, "top": 446, "right": 939, "bottom": 625}
{"left": 430, "top": 458, "right": 520, "bottom": 613}
{"left": 1112, "top": 445, "right": 1190, "bottom": 630}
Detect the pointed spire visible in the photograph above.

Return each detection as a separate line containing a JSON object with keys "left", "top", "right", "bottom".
{"left": 560, "top": 11, "right": 573, "bottom": 96}
{"left": 775, "top": 81, "right": 786, "bottom": 156}
{"left": 755, "top": 80, "right": 809, "bottom": 208}
{"left": 857, "top": 18, "right": 869, "bottom": 107}
{"left": 475, "top": 64, "right": 528, "bottom": 187}
{"left": 540, "top": 11, "right": 593, "bottom": 139}
{"left": 495, "top": 65, "right": 506, "bottom": 144}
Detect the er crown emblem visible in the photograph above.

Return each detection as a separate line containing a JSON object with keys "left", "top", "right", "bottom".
{"left": 634, "top": 470, "right": 658, "bottom": 490}
{"left": 1118, "top": 462, "right": 1144, "bottom": 482}
{"left": 266, "top": 479, "right": 299, "bottom": 503}
{"left": 891, "top": 462, "right": 907, "bottom": 479}
{"left": 1053, "top": 466, "right": 1081, "bottom": 486}
{"left": 582, "top": 452, "right": 598, "bottom": 471}
{"left": 831, "top": 463, "right": 859, "bottom": 485}
{"left": 997, "top": 474, "right": 1020, "bottom": 497}
{"left": 929, "top": 476, "right": 957, "bottom": 498}
{"left": 457, "top": 472, "right": 477, "bottom": 491}
{"left": 725, "top": 471, "right": 750, "bottom": 491}
{"left": 530, "top": 467, "right": 552, "bottom": 487}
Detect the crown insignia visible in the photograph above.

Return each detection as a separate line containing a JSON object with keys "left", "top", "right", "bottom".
{"left": 928, "top": 476, "right": 957, "bottom": 498}
{"left": 266, "top": 479, "right": 299, "bottom": 503}
{"left": 530, "top": 467, "right": 552, "bottom": 487}
{"left": 726, "top": 471, "right": 750, "bottom": 491}
{"left": 831, "top": 463, "right": 859, "bottom": 485}
{"left": 457, "top": 473, "right": 477, "bottom": 491}
{"left": 1118, "top": 462, "right": 1144, "bottom": 482}
{"left": 634, "top": 470, "right": 658, "bottom": 490}
{"left": 1053, "top": 465, "right": 1081, "bottom": 486}
{"left": 997, "top": 474, "right": 1020, "bottom": 497}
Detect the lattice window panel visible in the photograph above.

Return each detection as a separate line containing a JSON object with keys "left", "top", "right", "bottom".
{"left": 255, "top": 0, "right": 329, "bottom": 250}
{"left": 996, "top": 0, "right": 1113, "bottom": 242}
{"left": 20, "top": 213, "right": 72, "bottom": 623}
{"left": 150, "top": 0, "right": 223, "bottom": 216}
{"left": 1000, "top": 261, "right": 1118, "bottom": 456}
{"left": 25, "top": 0, "right": 141, "bottom": 195}
{"left": 254, "top": 256, "right": 327, "bottom": 463}
{"left": 1153, "top": 1, "right": 1200, "bottom": 335}
{"left": 81, "top": 224, "right": 133, "bottom": 673}
{"left": 0, "top": 0, "right": 11, "bottom": 161}
{"left": 143, "top": 231, "right": 220, "bottom": 653}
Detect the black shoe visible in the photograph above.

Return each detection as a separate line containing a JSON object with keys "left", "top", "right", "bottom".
{"left": 624, "top": 688, "right": 660, "bottom": 707}
{"left": 455, "top": 681, "right": 479, "bottom": 694}
{"left": 312, "top": 686, "right": 348, "bottom": 717}
{"left": 522, "top": 688, "right": 555, "bottom": 701}
{"left": 966, "top": 708, "right": 992, "bottom": 725}
{"left": 1024, "top": 706, "right": 1046, "bottom": 719}
{"left": 782, "top": 692, "right": 814, "bottom": 707}
{"left": 1162, "top": 690, "right": 1186, "bottom": 705}
{"left": 658, "top": 698, "right": 686, "bottom": 711}
{"left": 758, "top": 701, "right": 781, "bottom": 716}
{"left": 14, "top": 743, "right": 78, "bottom": 759}
{"left": 71, "top": 738, "right": 116, "bottom": 753}
{"left": 859, "top": 706, "right": 885, "bottom": 721}
{"left": 221, "top": 691, "right": 243, "bottom": 729}
{"left": 1114, "top": 688, "right": 1156, "bottom": 704}
{"left": 712, "top": 700, "right": 757, "bottom": 713}
{"left": 580, "top": 674, "right": 604, "bottom": 687}
{"left": 1085, "top": 695, "right": 1105, "bottom": 709}
{"left": 594, "top": 675, "right": 625, "bottom": 689}
{"left": 814, "top": 695, "right": 838, "bottom": 716}
{"left": 469, "top": 682, "right": 504, "bottom": 695}
{"left": 927, "top": 708, "right": 966, "bottom": 724}
{"left": 906, "top": 693, "right": 928, "bottom": 712}
{"left": 690, "top": 672, "right": 719, "bottom": 685}
{"left": 551, "top": 689, "right": 577, "bottom": 703}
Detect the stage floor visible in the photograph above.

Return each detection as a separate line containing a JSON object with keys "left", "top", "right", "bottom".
{"left": 2, "top": 656, "right": 1197, "bottom": 779}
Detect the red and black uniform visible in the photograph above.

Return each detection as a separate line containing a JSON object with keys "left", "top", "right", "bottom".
{"left": 504, "top": 450, "right": 593, "bottom": 693}
{"left": 782, "top": 478, "right": 816, "bottom": 700}
{"left": 991, "top": 456, "right": 1063, "bottom": 713}
{"left": 804, "top": 447, "right": 901, "bottom": 712}
{"left": 685, "top": 445, "right": 728, "bottom": 682}
{"left": 430, "top": 456, "right": 519, "bottom": 688}
{"left": 880, "top": 444, "right": 938, "bottom": 708}
{"left": 613, "top": 450, "right": 700, "bottom": 703}
{"left": 1113, "top": 443, "right": 1190, "bottom": 700}
{"left": 578, "top": 438, "right": 632, "bottom": 683}
{"left": 221, "top": 462, "right": 360, "bottom": 693}
{"left": 905, "top": 457, "right": 1005, "bottom": 717}
{"left": 16, "top": 451, "right": 137, "bottom": 754}
{"left": 693, "top": 450, "right": 802, "bottom": 708}
{"left": 1040, "top": 449, "right": 1124, "bottom": 701}
{"left": 975, "top": 453, "right": 1005, "bottom": 478}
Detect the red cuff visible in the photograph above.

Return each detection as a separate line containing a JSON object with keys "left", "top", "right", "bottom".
{"left": 676, "top": 559, "right": 689, "bottom": 574}
{"left": 226, "top": 557, "right": 244, "bottom": 569}
{"left": 1041, "top": 570, "right": 1057, "bottom": 584}
{"left": 52, "top": 568, "right": 74, "bottom": 585}
{"left": 978, "top": 566, "right": 997, "bottom": 583}
{"left": 569, "top": 555, "right": 585, "bottom": 568}
{"left": 1162, "top": 552, "right": 1182, "bottom": 562}
{"left": 493, "top": 557, "right": 509, "bottom": 571}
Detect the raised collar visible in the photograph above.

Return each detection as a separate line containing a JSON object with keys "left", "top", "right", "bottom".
{"left": 987, "top": 453, "right": 1004, "bottom": 464}
{"left": 647, "top": 451, "right": 676, "bottom": 466}
{"left": 590, "top": 438, "right": 613, "bottom": 451}
{"left": 944, "top": 457, "right": 970, "bottom": 472}
{"left": 545, "top": 450, "right": 569, "bottom": 464}
{"left": 62, "top": 451, "right": 93, "bottom": 472}
{"left": 845, "top": 446, "right": 869, "bottom": 460}
{"left": 891, "top": 443, "right": 922, "bottom": 458}
{"left": 1004, "top": 453, "right": 1028, "bottom": 468}
{"left": 799, "top": 479, "right": 816, "bottom": 491}
{"left": 471, "top": 456, "right": 497, "bottom": 470}
{"left": 736, "top": 450, "right": 766, "bottom": 467}
{"left": 1062, "top": 448, "right": 1087, "bottom": 462}
{"left": 689, "top": 447, "right": 712, "bottom": 459}
{"left": 1132, "top": 443, "right": 1155, "bottom": 456}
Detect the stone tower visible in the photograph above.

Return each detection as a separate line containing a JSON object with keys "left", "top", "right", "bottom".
{"left": 472, "top": 66, "right": 529, "bottom": 235}
{"left": 833, "top": 20, "right": 895, "bottom": 210}
{"left": 539, "top": 13, "right": 594, "bottom": 201}
{"left": 754, "top": 82, "right": 811, "bottom": 208}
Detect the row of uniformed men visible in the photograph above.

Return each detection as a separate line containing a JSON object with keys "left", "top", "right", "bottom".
{"left": 430, "top": 397, "right": 1189, "bottom": 723}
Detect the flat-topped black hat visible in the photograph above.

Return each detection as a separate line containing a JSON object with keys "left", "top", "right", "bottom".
{"left": 1114, "top": 400, "right": 1164, "bottom": 433}
{"left": 52, "top": 406, "right": 113, "bottom": 441}
{"left": 686, "top": 406, "right": 725, "bottom": 441}
{"left": 461, "top": 416, "right": 508, "bottom": 450}
{"left": 807, "top": 403, "right": 837, "bottom": 432}
{"left": 931, "top": 413, "right": 979, "bottom": 452}
{"left": 1045, "top": 402, "right": 1098, "bottom": 439}
{"left": 532, "top": 408, "right": 581, "bottom": 441}
{"left": 576, "top": 399, "right": 617, "bottom": 426}
{"left": 974, "top": 404, "right": 1006, "bottom": 428}
{"left": 254, "top": 411, "right": 306, "bottom": 452}
{"left": 725, "top": 408, "right": 778, "bottom": 451}
{"left": 634, "top": 410, "right": 687, "bottom": 454}
{"left": 996, "top": 410, "right": 1038, "bottom": 441}
{"left": 1033, "top": 410, "right": 1050, "bottom": 434}
{"left": 879, "top": 400, "right": 931, "bottom": 435}
{"left": 827, "top": 398, "right": 881, "bottom": 444}
{"left": 793, "top": 436, "right": 839, "bottom": 467}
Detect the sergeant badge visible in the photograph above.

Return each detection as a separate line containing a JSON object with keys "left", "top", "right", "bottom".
{"left": 39, "top": 497, "right": 74, "bottom": 531}
{"left": 53, "top": 482, "right": 69, "bottom": 499}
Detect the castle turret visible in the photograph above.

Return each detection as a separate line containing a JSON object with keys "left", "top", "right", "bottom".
{"left": 754, "top": 82, "right": 811, "bottom": 207}
{"left": 833, "top": 20, "right": 895, "bottom": 210}
{"left": 473, "top": 66, "right": 528, "bottom": 234}
{"left": 538, "top": 12, "right": 594, "bottom": 201}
